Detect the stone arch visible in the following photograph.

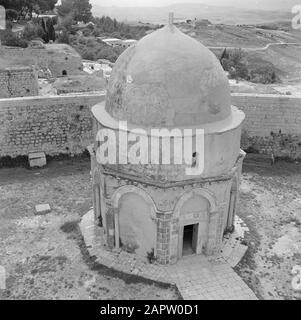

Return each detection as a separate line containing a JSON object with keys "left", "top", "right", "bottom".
{"left": 169, "top": 188, "right": 218, "bottom": 261}
{"left": 173, "top": 188, "right": 218, "bottom": 218}
{"left": 111, "top": 185, "right": 157, "bottom": 256}
{"left": 112, "top": 185, "right": 157, "bottom": 218}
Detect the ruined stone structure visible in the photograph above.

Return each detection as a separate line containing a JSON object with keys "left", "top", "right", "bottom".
{"left": 0, "top": 44, "right": 82, "bottom": 78}
{"left": 0, "top": 66, "right": 38, "bottom": 98}
{"left": 90, "top": 21, "right": 246, "bottom": 264}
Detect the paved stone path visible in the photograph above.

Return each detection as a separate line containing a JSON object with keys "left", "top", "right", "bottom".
{"left": 79, "top": 210, "right": 257, "bottom": 300}
{"left": 168, "top": 256, "right": 256, "bottom": 300}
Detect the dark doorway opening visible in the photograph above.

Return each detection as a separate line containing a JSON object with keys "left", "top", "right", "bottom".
{"left": 183, "top": 224, "right": 198, "bottom": 256}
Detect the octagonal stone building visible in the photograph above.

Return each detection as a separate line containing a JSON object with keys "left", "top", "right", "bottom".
{"left": 90, "top": 18, "right": 245, "bottom": 265}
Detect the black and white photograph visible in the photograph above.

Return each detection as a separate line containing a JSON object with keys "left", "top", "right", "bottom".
{"left": 0, "top": 0, "right": 301, "bottom": 306}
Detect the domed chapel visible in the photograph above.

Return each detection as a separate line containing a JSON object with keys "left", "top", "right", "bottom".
{"left": 90, "top": 13, "right": 245, "bottom": 265}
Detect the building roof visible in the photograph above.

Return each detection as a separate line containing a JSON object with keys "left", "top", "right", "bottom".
{"left": 105, "top": 23, "right": 231, "bottom": 128}
{"left": 102, "top": 38, "right": 122, "bottom": 42}
{"left": 122, "top": 39, "right": 137, "bottom": 43}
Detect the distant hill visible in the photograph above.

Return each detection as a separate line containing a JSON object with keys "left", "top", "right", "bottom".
{"left": 92, "top": 2, "right": 292, "bottom": 25}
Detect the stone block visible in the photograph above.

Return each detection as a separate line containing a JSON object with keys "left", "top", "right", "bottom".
{"left": 35, "top": 204, "right": 51, "bottom": 215}
{"left": 28, "top": 152, "right": 47, "bottom": 168}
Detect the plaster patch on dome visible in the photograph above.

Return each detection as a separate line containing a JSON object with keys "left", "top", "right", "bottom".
{"left": 126, "top": 75, "right": 133, "bottom": 83}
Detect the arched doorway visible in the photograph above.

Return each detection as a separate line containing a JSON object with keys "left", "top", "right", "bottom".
{"left": 178, "top": 195, "right": 210, "bottom": 258}
{"left": 178, "top": 194, "right": 209, "bottom": 258}
{"left": 170, "top": 188, "right": 217, "bottom": 263}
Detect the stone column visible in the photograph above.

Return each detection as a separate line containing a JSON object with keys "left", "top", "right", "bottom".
{"left": 93, "top": 185, "right": 102, "bottom": 226}
{"left": 105, "top": 204, "right": 115, "bottom": 249}
{"left": 169, "top": 218, "right": 180, "bottom": 264}
{"left": 156, "top": 211, "right": 172, "bottom": 265}
{"left": 205, "top": 210, "right": 222, "bottom": 255}
{"left": 114, "top": 209, "right": 120, "bottom": 249}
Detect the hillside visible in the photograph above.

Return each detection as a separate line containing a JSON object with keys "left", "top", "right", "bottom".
{"left": 176, "top": 22, "right": 301, "bottom": 82}
{"left": 92, "top": 3, "right": 292, "bottom": 24}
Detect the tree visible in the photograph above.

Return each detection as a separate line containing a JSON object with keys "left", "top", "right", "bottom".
{"left": 57, "top": 0, "right": 92, "bottom": 23}
{"left": 56, "top": 0, "right": 73, "bottom": 18}
{"left": 22, "top": 22, "right": 45, "bottom": 41}
{"left": 5, "top": 9, "right": 18, "bottom": 21}
{"left": 73, "top": 0, "right": 92, "bottom": 23}
{"left": 0, "top": 0, "right": 58, "bottom": 19}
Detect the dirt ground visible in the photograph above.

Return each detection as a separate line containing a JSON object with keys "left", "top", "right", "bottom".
{"left": 0, "top": 156, "right": 300, "bottom": 300}
{"left": 236, "top": 155, "right": 301, "bottom": 300}
{"left": 0, "top": 158, "right": 179, "bottom": 300}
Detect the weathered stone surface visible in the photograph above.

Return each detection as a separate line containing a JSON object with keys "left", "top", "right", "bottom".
{"left": 106, "top": 24, "right": 231, "bottom": 127}
{"left": 28, "top": 152, "right": 46, "bottom": 168}
{"left": 0, "top": 93, "right": 104, "bottom": 159}
{"left": 35, "top": 204, "right": 51, "bottom": 215}
{"left": 0, "top": 93, "right": 300, "bottom": 161}
{"left": 232, "top": 93, "right": 301, "bottom": 159}
{"left": 0, "top": 67, "right": 38, "bottom": 98}
{"left": 0, "top": 43, "right": 82, "bottom": 78}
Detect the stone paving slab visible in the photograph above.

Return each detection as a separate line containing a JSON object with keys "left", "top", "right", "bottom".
{"left": 79, "top": 210, "right": 257, "bottom": 300}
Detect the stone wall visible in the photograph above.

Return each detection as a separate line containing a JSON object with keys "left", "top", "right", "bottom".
{"left": 0, "top": 92, "right": 300, "bottom": 161}
{"left": 232, "top": 93, "right": 301, "bottom": 159}
{"left": 0, "top": 93, "right": 104, "bottom": 158}
{"left": 0, "top": 67, "right": 38, "bottom": 98}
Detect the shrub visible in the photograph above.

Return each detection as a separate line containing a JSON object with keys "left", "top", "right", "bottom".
{"left": 221, "top": 48, "right": 280, "bottom": 84}
{"left": 23, "top": 23, "right": 46, "bottom": 42}
{"left": 6, "top": 9, "right": 18, "bottom": 21}
{"left": 56, "top": 31, "right": 70, "bottom": 44}
{"left": 0, "top": 30, "right": 28, "bottom": 48}
{"left": 249, "top": 66, "right": 280, "bottom": 84}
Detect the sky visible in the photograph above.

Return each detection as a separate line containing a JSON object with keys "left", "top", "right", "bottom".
{"left": 90, "top": 0, "right": 296, "bottom": 11}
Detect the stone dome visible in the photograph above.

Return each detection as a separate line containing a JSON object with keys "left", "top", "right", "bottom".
{"left": 105, "top": 23, "right": 231, "bottom": 127}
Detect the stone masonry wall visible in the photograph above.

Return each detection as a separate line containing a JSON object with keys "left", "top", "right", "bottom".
{"left": 232, "top": 93, "right": 301, "bottom": 159}
{"left": 0, "top": 67, "right": 38, "bottom": 98}
{"left": 0, "top": 93, "right": 300, "bottom": 161}
{"left": 0, "top": 93, "right": 104, "bottom": 158}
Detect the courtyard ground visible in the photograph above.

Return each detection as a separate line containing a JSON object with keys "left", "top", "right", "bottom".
{"left": 0, "top": 156, "right": 300, "bottom": 300}
{"left": 0, "top": 158, "right": 180, "bottom": 300}
{"left": 236, "top": 155, "right": 301, "bottom": 300}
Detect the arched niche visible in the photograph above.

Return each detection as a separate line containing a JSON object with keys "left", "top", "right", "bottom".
{"left": 173, "top": 188, "right": 218, "bottom": 218}
{"left": 111, "top": 186, "right": 157, "bottom": 257}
